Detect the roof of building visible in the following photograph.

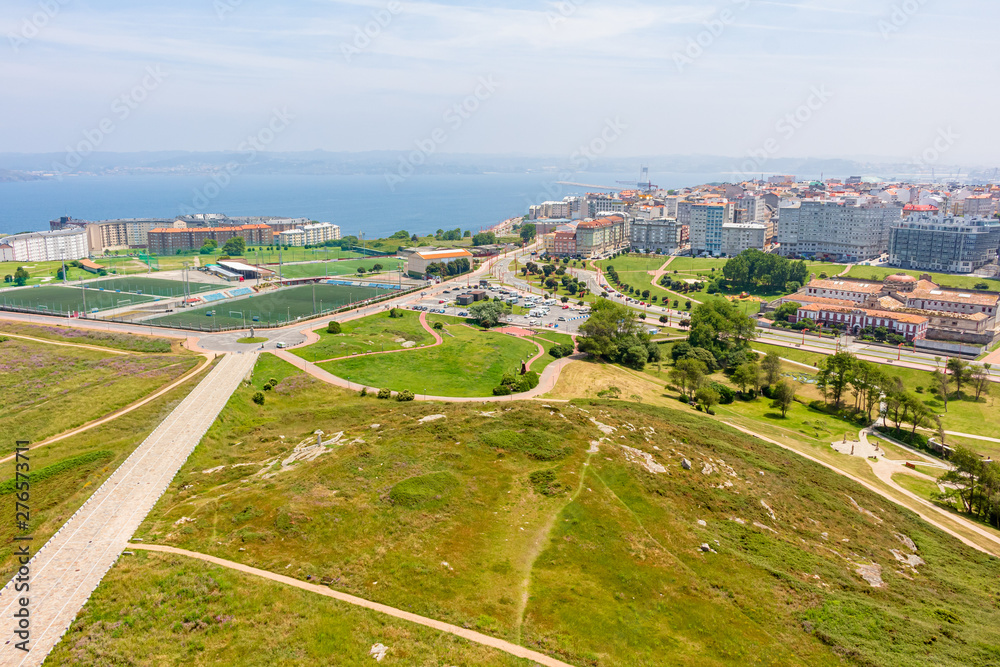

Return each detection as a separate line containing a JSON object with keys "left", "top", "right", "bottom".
{"left": 808, "top": 279, "right": 884, "bottom": 294}
{"left": 413, "top": 249, "right": 474, "bottom": 260}
{"left": 908, "top": 289, "right": 1000, "bottom": 307}
{"left": 577, "top": 215, "right": 624, "bottom": 229}
{"left": 218, "top": 260, "right": 275, "bottom": 275}
{"left": 785, "top": 294, "right": 860, "bottom": 308}
{"left": 149, "top": 224, "right": 271, "bottom": 234}
{"left": 798, "top": 303, "right": 928, "bottom": 325}
{"left": 79, "top": 259, "right": 105, "bottom": 270}
{"left": 884, "top": 273, "right": 917, "bottom": 284}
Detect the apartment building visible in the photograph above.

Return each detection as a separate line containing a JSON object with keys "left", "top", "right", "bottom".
{"left": 147, "top": 225, "right": 273, "bottom": 255}
{"left": 888, "top": 214, "right": 1000, "bottom": 273}
{"left": 575, "top": 215, "right": 629, "bottom": 258}
{"left": 720, "top": 222, "right": 767, "bottom": 257}
{"left": 586, "top": 195, "right": 629, "bottom": 218}
{"left": 0, "top": 228, "right": 89, "bottom": 262}
{"left": 629, "top": 217, "right": 685, "bottom": 254}
{"left": 777, "top": 199, "right": 901, "bottom": 261}
{"left": 688, "top": 202, "right": 733, "bottom": 256}
{"left": 962, "top": 194, "right": 999, "bottom": 219}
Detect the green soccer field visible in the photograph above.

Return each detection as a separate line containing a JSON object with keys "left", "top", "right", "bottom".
{"left": 144, "top": 283, "right": 395, "bottom": 330}
{"left": 276, "top": 258, "right": 406, "bottom": 279}
{"left": 84, "top": 276, "right": 220, "bottom": 297}
{"left": 0, "top": 286, "right": 158, "bottom": 314}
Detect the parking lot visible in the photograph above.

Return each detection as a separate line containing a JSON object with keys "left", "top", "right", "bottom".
{"left": 400, "top": 283, "right": 590, "bottom": 334}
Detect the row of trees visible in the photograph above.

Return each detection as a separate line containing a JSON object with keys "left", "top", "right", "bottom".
{"left": 668, "top": 349, "right": 797, "bottom": 416}
{"left": 940, "top": 447, "right": 1000, "bottom": 529}
{"left": 721, "top": 249, "right": 810, "bottom": 291}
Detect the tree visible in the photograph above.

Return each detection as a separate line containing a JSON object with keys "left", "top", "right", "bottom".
{"left": 696, "top": 385, "right": 720, "bottom": 412}
{"left": 670, "top": 358, "right": 706, "bottom": 401}
{"left": 357, "top": 267, "right": 367, "bottom": 275}
{"left": 933, "top": 370, "right": 949, "bottom": 412}
{"left": 940, "top": 446, "right": 984, "bottom": 515}
{"left": 472, "top": 231, "right": 497, "bottom": 246}
{"left": 520, "top": 223, "right": 536, "bottom": 243}
{"left": 463, "top": 230, "right": 471, "bottom": 238}
{"left": 770, "top": 379, "right": 796, "bottom": 417}
{"left": 327, "top": 321, "right": 341, "bottom": 334}
{"left": 772, "top": 301, "right": 801, "bottom": 322}
{"left": 411, "top": 234, "right": 419, "bottom": 243}
{"left": 816, "top": 352, "right": 856, "bottom": 408}
{"left": 761, "top": 352, "right": 781, "bottom": 387}
{"left": 2, "top": 275, "right": 11, "bottom": 284}
{"left": 252, "top": 391, "right": 265, "bottom": 406}
{"left": 468, "top": 300, "right": 511, "bottom": 328}
{"left": 221, "top": 236, "right": 246, "bottom": 256}
{"left": 971, "top": 365, "right": 991, "bottom": 401}
{"left": 390, "top": 230, "right": 411, "bottom": 240}
{"left": 372, "top": 263, "right": 383, "bottom": 272}
{"left": 12, "top": 267, "right": 30, "bottom": 286}
{"left": 731, "top": 361, "right": 760, "bottom": 396}
{"left": 946, "top": 358, "right": 970, "bottom": 395}
{"left": 200, "top": 239, "right": 218, "bottom": 254}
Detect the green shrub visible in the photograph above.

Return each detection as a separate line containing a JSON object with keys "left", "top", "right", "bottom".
{"left": 377, "top": 388, "right": 392, "bottom": 399}
{"left": 529, "top": 469, "right": 566, "bottom": 496}
{"left": 396, "top": 389, "right": 415, "bottom": 402}
{"left": 263, "top": 383, "right": 273, "bottom": 391}
{"left": 492, "top": 385, "right": 512, "bottom": 396}
{"left": 0, "top": 451, "right": 113, "bottom": 495}
{"left": 389, "top": 471, "right": 459, "bottom": 508}
{"left": 326, "top": 321, "right": 342, "bottom": 334}
{"left": 480, "top": 429, "right": 569, "bottom": 461}
{"left": 432, "top": 321, "right": 444, "bottom": 330}
{"left": 359, "top": 387, "right": 368, "bottom": 397}
{"left": 252, "top": 392, "right": 265, "bottom": 406}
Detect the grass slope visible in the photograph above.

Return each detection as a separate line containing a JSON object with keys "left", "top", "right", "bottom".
{"left": 47, "top": 551, "right": 533, "bottom": 666}
{"left": 128, "top": 356, "right": 1000, "bottom": 666}
{"left": 292, "top": 311, "right": 434, "bottom": 362}
{"left": 0, "top": 337, "right": 199, "bottom": 443}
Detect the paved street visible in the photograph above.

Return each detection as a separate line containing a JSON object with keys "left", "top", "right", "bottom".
{"left": 0, "top": 352, "right": 257, "bottom": 666}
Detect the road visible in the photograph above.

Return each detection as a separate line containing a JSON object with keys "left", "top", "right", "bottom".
{"left": 0, "top": 352, "right": 257, "bottom": 666}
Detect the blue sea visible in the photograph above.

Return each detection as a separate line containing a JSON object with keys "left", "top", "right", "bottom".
{"left": 0, "top": 172, "right": 729, "bottom": 238}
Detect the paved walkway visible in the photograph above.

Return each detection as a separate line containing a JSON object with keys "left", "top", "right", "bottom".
{"left": 126, "top": 544, "right": 575, "bottom": 667}
{"left": 0, "top": 352, "right": 257, "bottom": 666}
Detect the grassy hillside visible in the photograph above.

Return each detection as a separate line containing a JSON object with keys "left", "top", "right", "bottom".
{"left": 99, "top": 355, "right": 1000, "bottom": 666}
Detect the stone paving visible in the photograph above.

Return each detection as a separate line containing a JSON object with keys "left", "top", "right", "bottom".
{"left": 0, "top": 351, "right": 257, "bottom": 666}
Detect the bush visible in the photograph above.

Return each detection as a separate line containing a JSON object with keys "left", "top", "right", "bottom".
{"left": 388, "top": 308, "right": 405, "bottom": 318}
{"left": 377, "top": 388, "right": 392, "bottom": 399}
{"left": 396, "top": 389, "right": 415, "bottom": 401}
{"left": 389, "top": 472, "right": 459, "bottom": 508}
{"left": 252, "top": 392, "right": 265, "bottom": 405}
{"left": 327, "top": 321, "right": 342, "bottom": 334}
{"left": 263, "top": 383, "right": 273, "bottom": 391}
{"left": 493, "top": 385, "right": 512, "bottom": 396}
{"left": 517, "top": 371, "right": 540, "bottom": 392}
{"left": 528, "top": 469, "right": 565, "bottom": 496}
{"left": 433, "top": 321, "right": 444, "bottom": 330}
{"left": 359, "top": 387, "right": 368, "bottom": 397}
{"left": 708, "top": 381, "right": 736, "bottom": 405}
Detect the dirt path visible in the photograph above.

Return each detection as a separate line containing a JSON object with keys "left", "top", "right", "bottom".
{"left": 0, "top": 331, "right": 134, "bottom": 355}
{"left": 836, "top": 264, "right": 853, "bottom": 277}
{"left": 0, "top": 354, "right": 213, "bottom": 465}
{"left": 126, "top": 544, "right": 576, "bottom": 667}
{"left": 722, "top": 421, "right": 1000, "bottom": 557}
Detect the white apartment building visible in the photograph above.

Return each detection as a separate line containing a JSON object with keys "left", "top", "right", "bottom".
{"left": 688, "top": 202, "right": 733, "bottom": 256}
{"left": 278, "top": 229, "right": 306, "bottom": 246}
{"left": 734, "top": 194, "right": 768, "bottom": 224}
{"left": 301, "top": 222, "right": 341, "bottom": 245}
{"left": 0, "top": 228, "right": 89, "bottom": 262}
{"left": 587, "top": 195, "right": 628, "bottom": 218}
{"left": 777, "top": 199, "right": 901, "bottom": 262}
{"left": 721, "top": 223, "right": 767, "bottom": 257}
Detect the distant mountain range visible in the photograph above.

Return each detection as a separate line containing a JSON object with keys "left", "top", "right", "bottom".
{"left": 0, "top": 151, "right": 992, "bottom": 183}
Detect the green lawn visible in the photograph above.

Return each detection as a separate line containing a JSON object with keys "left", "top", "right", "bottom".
{"left": 276, "top": 258, "right": 406, "bottom": 279}
{"left": 292, "top": 311, "right": 435, "bottom": 362}
{"left": 129, "top": 363, "right": 1000, "bottom": 666}
{"left": 1, "top": 257, "right": 151, "bottom": 285}
{"left": 892, "top": 472, "right": 941, "bottom": 501}
{"left": 0, "top": 337, "right": 199, "bottom": 443}
{"left": 846, "top": 266, "right": 999, "bottom": 291}
{"left": 321, "top": 318, "right": 542, "bottom": 396}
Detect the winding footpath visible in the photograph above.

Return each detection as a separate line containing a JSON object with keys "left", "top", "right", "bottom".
{"left": 124, "top": 544, "right": 575, "bottom": 667}
{"left": 0, "top": 352, "right": 257, "bottom": 666}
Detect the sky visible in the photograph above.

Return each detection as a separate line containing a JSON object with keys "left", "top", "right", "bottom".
{"left": 2, "top": 0, "right": 998, "bottom": 166}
